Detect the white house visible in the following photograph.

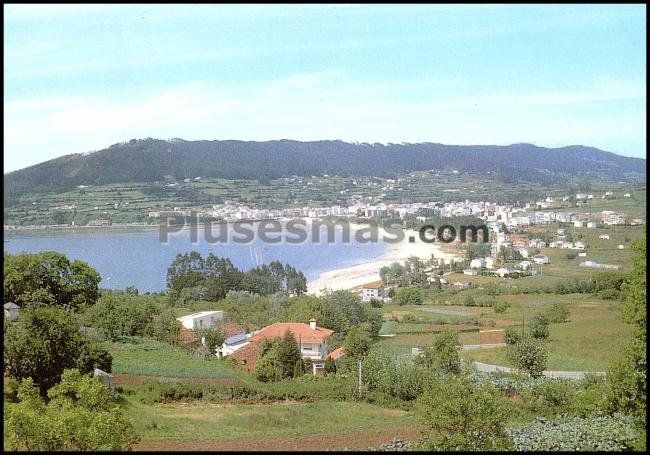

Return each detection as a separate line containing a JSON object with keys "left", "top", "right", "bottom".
{"left": 574, "top": 220, "right": 585, "bottom": 228}
{"left": 463, "top": 269, "right": 478, "bottom": 276}
{"left": 361, "top": 283, "right": 385, "bottom": 302}
{"left": 177, "top": 310, "right": 224, "bottom": 331}
{"left": 532, "top": 254, "right": 550, "bottom": 264}
{"left": 470, "top": 258, "right": 485, "bottom": 269}
{"left": 586, "top": 222, "right": 597, "bottom": 228}
{"left": 248, "top": 319, "right": 334, "bottom": 362}
{"left": 517, "top": 248, "right": 529, "bottom": 258}
{"left": 4, "top": 302, "right": 20, "bottom": 321}
{"left": 573, "top": 241, "right": 585, "bottom": 249}
{"left": 578, "top": 252, "right": 587, "bottom": 257}
{"left": 495, "top": 267, "right": 517, "bottom": 277}
{"left": 624, "top": 193, "right": 631, "bottom": 198}
{"left": 518, "top": 260, "right": 533, "bottom": 271}
{"left": 484, "top": 257, "right": 495, "bottom": 269}
{"left": 216, "top": 322, "right": 249, "bottom": 357}
{"left": 599, "top": 234, "right": 610, "bottom": 240}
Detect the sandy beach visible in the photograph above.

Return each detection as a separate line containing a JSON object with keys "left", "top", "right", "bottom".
{"left": 307, "top": 226, "right": 463, "bottom": 294}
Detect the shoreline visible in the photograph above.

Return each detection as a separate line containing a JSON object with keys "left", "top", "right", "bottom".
{"left": 307, "top": 227, "right": 463, "bottom": 295}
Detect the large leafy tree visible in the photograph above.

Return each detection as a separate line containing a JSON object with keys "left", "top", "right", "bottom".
{"left": 254, "top": 331, "right": 302, "bottom": 382}
{"left": 417, "top": 329, "right": 461, "bottom": 375}
{"left": 606, "top": 234, "right": 646, "bottom": 424}
{"left": 4, "top": 369, "right": 139, "bottom": 450}
{"left": 506, "top": 335, "right": 548, "bottom": 378}
{"left": 3, "top": 252, "right": 101, "bottom": 311}
{"left": 418, "top": 375, "right": 513, "bottom": 451}
{"left": 343, "top": 324, "right": 373, "bottom": 359}
{"left": 4, "top": 307, "right": 111, "bottom": 396}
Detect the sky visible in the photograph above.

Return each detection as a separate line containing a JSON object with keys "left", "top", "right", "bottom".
{"left": 3, "top": 4, "right": 646, "bottom": 172}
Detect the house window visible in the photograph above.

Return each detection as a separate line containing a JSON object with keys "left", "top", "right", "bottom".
{"left": 303, "top": 345, "right": 312, "bottom": 351}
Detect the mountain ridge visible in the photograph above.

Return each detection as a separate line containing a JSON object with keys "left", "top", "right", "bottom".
{"left": 4, "top": 138, "right": 646, "bottom": 205}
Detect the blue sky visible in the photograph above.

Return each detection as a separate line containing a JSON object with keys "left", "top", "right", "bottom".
{"left": 4, "top": 4, "right": 646, "bottom": 172}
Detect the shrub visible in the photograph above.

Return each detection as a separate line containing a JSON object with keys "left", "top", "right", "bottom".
{"left": 463, "top": 295, "right": 477, "bottom": 307}
{"left": 528, "top": 313, "right": 550, "bottom": 340}
{"left": 506, "top": 336, "right": 547, "bottom": 378}
{"left": 416, "top": 329, "right": 461, "bottom": 375}
{"left": 544, "top": 302, "right": 570, "bottom": 323}
{"left": 493, "top": 301, "right": 509, "bottom": 313}
{"left": 394, "top": 288, "right": 423, "bottom": 306}
{"left": 418, "top": 375, "right": 513, "bottom": 451}
{"left": 522, "top": 378, "right": 577, "bottom": 416}
{"left": 504, "top": 327, "right": 522, "bottom": 345}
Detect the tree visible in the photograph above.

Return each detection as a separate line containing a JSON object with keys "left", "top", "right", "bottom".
{"left": 504, "top": 326, "right": 522, "bottom": 345}
{"left": 418, "top": 375, "right": 513, "bottom": 450}
{"left": 528, "top": 313, "right": 550, "bottom": 340}
{"left": 606, "top": 234, "right": 646, "bottom": 424}
{"left": 417, "top": 329, "right": 461, "bottom": 375}
{"left": 394, "top": 287, "right": 423, "bottom": 306}
{"left": 507, "top": 336, "right": 548, "bottom": 378}
{"left": 493, "top": 301, "right": 509, "bottom": 314}
{"left": 4, "top": 370, "right": 140, "bottom": 450}
{"left": 343, "top": 325, "right": 373, "bottom": 359}
{"left": 4, "top": 252, "right": 100, "bottom": 311}
{"left": 197, "top": 326, "right": 226, "bottom": 355}
{"left": 3, "top": 307, "right": 111, "bottom": 396}
{"left": 143, "top": 310, "right": 182, "bottom": 345}
{"left": 545, "top": 302, "right": 570, "bottom": 323}
{"left": 255, "top": 331, "right": 302, "bottom": 382}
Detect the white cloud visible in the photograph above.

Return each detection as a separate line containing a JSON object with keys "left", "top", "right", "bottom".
{"left": 3, "top": 72, "right": 646, "bottom": 172}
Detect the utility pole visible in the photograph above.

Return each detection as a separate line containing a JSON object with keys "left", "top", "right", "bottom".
{"left": 358, "top": 360, "right": 363, "bottom": 395}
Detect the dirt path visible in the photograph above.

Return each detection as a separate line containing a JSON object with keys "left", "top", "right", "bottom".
{"left": 134, "top": 426, "right": 422, "bottom": 451}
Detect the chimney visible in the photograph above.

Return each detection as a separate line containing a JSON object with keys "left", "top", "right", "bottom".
{"left": 309, "top": 319, "right": 317, "bottom": 330}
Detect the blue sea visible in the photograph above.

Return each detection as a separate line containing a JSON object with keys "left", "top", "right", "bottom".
{"left": 4, "top": 223, "right": 388, "bottom": 292}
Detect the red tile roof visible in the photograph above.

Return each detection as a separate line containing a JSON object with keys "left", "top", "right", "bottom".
{"left": 219, "top": 321, "right": 246, "bottom": 337}
{"left": 249, "top": 322, "right": 334, "bottom": 344}
{"left": 231, "top": 341, "right": 263, "bottom": 373}
{"left": 362, "top": 282, "right": 384, "bottom": 289}
{"left": 326, "top": 347, "right": 345, "bottom": 361}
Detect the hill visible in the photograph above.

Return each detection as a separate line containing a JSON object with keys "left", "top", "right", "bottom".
{"left": 4, "top": 138, "right": 645, "bottom": 205}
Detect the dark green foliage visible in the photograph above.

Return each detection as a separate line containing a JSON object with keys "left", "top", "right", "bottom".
{"left": 463, "top": 294, "right": 477, "bottom": 307}
{"left": 8, "top": 139, "right": 642, "bottom": 206}
{"left": 506, "top": 414, "right": 639, "bottom": 451}
{"left": 504, "top": 327, "right": 522, "bottom": 345}
{"left": 143, "top": 310, "right": 182, "bottom": 345}
{"left": 394, "top": 287, "right": 423, "bottom": 306}
{"left": 522, "top": 379, "right": 577, "bottom": 416}
{"left": 416, "top": 329, "right": 461, "bottom": 375}
{"left": 196, "top": 326, "right": 226, "bottom": 354}
{"left": 506, "top": 336, "right": 548, "bottom": 378}
{"left": 418, "top": 375, "right": 513, "bottom": 451}
{"left": 255, "top": 331, "right": 302, "bottom": 382}
{"left": 493, "top": 301, "right": 509, "bottom": 313}
{"left": 83, "top": 292, "right": 161, "bottom": 340}
{"left": 528, "top": 313, "right": 550, "bottom": 340}
{"left": 4, "top": 369, "right": 140, "bottom": 450}
{"left": 3, "top": 307, "right": 110, "bottom": 396}
{"left": 166, "top": 252, "right": 306, "bottom": 304}
{"left": 544, "top": 302, "right": 570, "bottom": 323}
{"left": 343, "top": 325, "right": 373, "bottom": 359}
{"left": 4, "top": 251, "right": 100, "bottom": 311}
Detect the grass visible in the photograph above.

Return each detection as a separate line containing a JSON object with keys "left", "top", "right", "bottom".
{"left": 378, "top": 320, "right": 398, "bottom": 336}
{"left": 124, "top": 399, "right": 417, "bottom": 442}
{"left": 459, "top": 296, "right": 633, "bottom": 371}
{"left": 105, "top": 336, "right": 251, "bottom": 381}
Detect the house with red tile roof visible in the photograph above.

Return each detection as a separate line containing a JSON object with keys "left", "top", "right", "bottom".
{"left": 231, "top": 319, "right": 335, "bottom": 374}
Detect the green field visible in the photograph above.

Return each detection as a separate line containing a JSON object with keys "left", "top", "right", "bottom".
{"left": 105, "top": 337, "right": 251, "bottom": 381}
{"left": 124, "top": 399, "right": 417, "bottom": 442}
{"left": 5, "top": 172, "right": 643, "bottom": 226}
